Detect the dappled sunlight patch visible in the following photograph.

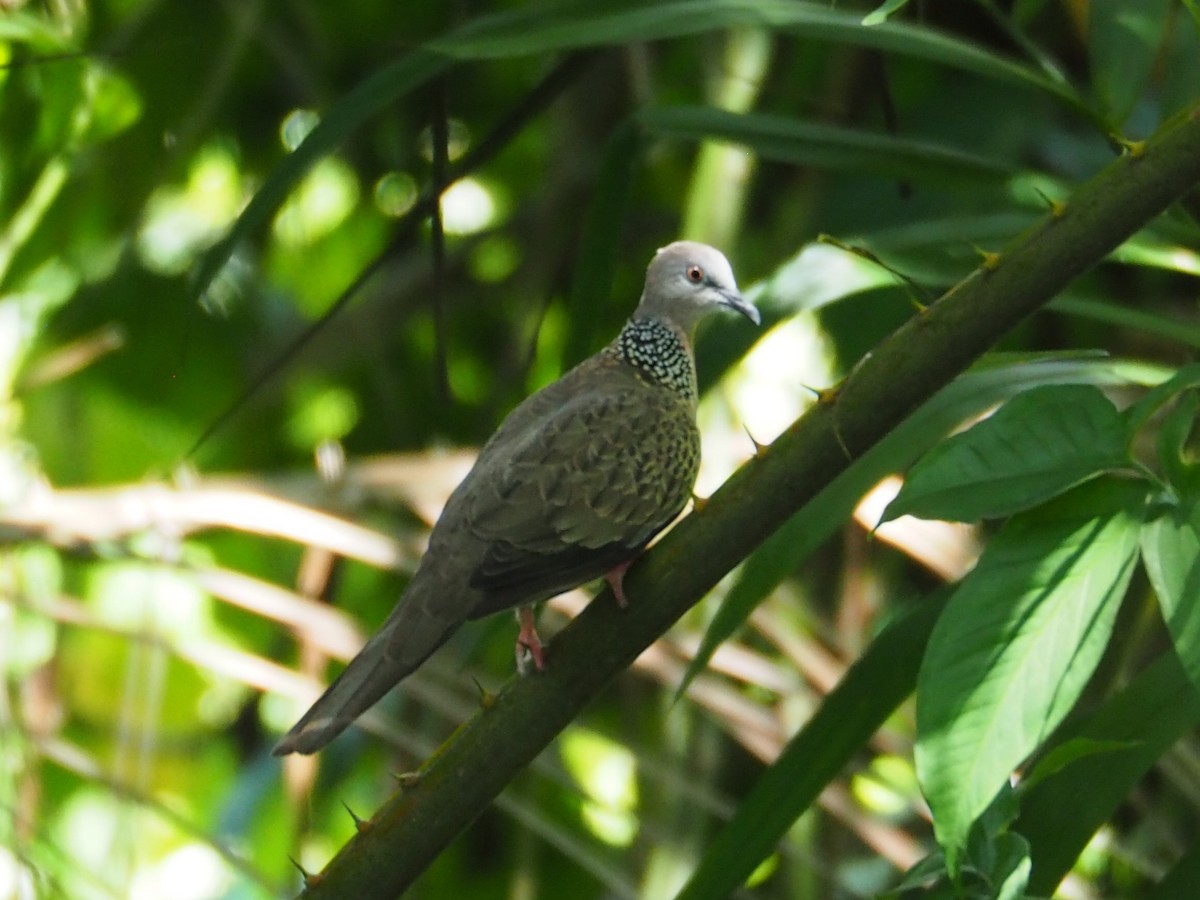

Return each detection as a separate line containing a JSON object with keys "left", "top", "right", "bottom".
{"left": 0, "top": 846, "right": 36, "bottom": 898}
{"left": 373, "top": 171, "right": 419, "bottom": 217}
{"left": 851, "top": 754, "right": 921, "bottom": 819}
{"left": 696, "top": 310, "right": 835, "bottom": 497}
{"left": 279, "top": 108, "right": 320, "bottom": 152}
{"left": 560, "top": 727, "right": 638, "bottom": 847}
{"left": 272, "top": 157, "right": 360, "bottom": 247}
{"left": 136, "top": 143, "right": 245, "bottom": 275}
{"left": 439, "top": 177, "right": 498, "bottom": 235}
{"left": 53, "top": 788, "right": 123, "bottom": 882}
{"left": 129, "top": 843, "right": 233, "bottom": 900}
{"left": 285, "top": 379, "right": 361, "bottom": 451}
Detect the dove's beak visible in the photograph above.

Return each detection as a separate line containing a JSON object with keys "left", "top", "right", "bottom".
{"left": 720, "top": 290, "right": 761, "bottom": 326}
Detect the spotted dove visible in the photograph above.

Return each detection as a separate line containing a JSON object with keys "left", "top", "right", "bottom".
{"left": 273, "top": 241, "right": 758, "bottom": 755}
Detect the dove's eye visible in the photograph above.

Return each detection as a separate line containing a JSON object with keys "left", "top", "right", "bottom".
{"left": 686, "top": 265, "right": 705, "bottom": 284}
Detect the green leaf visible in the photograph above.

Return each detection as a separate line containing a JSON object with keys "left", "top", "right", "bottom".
{"left": 1019, "top": 736, "right": 1140, "bottom": 793}
{"left": 640, "top": 107, "right": 1014, "bottom": 185}
{"left": 672, "top": 590, "right": 950, "bottom": 900}
{"left": 1051, "top": 296, "right": 1200, "bottom": 351}
{"left": 1121, "top": 361, "right": 1200, "bottom": 437}
{"left": 916, "top": 477, "right": 1147, "bottom": 874}
{"left": 890, "top": 851, "right": 949, "bottom": 894}
{"left": 883, "top": 384, "right": 1130, "bottom": 524}
{"left": 191, "top": 0, "right": 1087, "bottom": 309}
{"left": 1090, "top": 0, "right": 1174, "bottom": 123}
{"left": 862, "top": 0, "right": 914, "bottom": 26}
{"left": 1142, "top": 499, "right": 1200, "bottom": 697}
{"left": 429, "top": 0, "right": 1081, "bottom": 109}
{"left": 1110, "top": 231, "right": 1200, "bottom": 276}
{"left": 992, "top": 832, "right": 1033, "bottom": 900}
{"left": 962, "top": 783, "right": 1026, "bottom": 890}
{"left": 681, "top": 358, "right": 1160, "bottom": 700}
{"left": 1017, "top": 652, "right": 1200, "bottom": 894}
{"left": 1156, "top": 391, "right": 1200, "bottom": 494}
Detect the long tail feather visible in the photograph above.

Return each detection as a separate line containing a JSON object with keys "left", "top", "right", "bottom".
{"left": 273, "top": 603, "right": 455, "bottom": 755}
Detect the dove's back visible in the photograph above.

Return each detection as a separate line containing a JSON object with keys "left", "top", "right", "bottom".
{"left": 273, "top": 241, "right": 757, "bottom": 755}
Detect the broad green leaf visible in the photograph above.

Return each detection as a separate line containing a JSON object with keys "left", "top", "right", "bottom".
{"left": 961, "top": 783, "right": 1026, "bottom": 891}
{"left": 916, "top": 477, "right": 1147, "bottom": 874}
{"left": 1156, "top": 391, "right": 1200, "bottom": 495}
{"left": 640, "top": 107, "right": 1014, "bottom": 185}
{"left": 1017, "top": 652, "right": 1200, "bottom": 894}
{"left": 681, "top": 357, "right": 1163, "bottom": 700}
{"left": 1090, "top": 0, "right": 1174, "bottom": 123}
{"left": 883, "top": 384, "right": 1129, "bottom": 524}
{"left": 672, "top": 590, "right": 950, "bottom": 900}
{"left": 992, "top": 833, "right": 1032, "bottom": 900}
{"left": 1142, "top": 500, "right": 1200, "bottom": 697}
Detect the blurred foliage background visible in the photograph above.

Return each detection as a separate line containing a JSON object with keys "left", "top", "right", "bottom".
{"left": 2, "top": 0, "right": 1200, "bottom": 897}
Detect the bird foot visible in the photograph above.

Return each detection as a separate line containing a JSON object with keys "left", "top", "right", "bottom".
{"left": 605, "top": 560, "right": 633, "bottom": 608}
{"left": 515, "top": 606, "right": 545, "bottom": 674}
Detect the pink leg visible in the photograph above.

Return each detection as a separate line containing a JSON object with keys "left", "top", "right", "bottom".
{"left": 605, "top": 560, "right": 634, "bottom": 608}
{"left": 515, "top": 605, "right": 545, "bottom": 672}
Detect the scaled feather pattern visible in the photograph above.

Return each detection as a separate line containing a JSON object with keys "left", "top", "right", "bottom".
{"left": 274, "top": 241, "right": 758, "bottom": 755}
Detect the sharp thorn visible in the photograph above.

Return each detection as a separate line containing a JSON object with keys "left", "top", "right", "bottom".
{"left": 970, "top": 243, "right": 1002, "bottom": 271}
{"left": 288, "top": 856, "right": 320, "bottom": 887}
{"left": 742, "top": 425, "right": 767, "bottom": 455}
{"left": 471, "top": 676, "right": 496, "bottom": 708}
{"left": 343, "top": 801, "right": 370, "bottom": 832}
{"left": 1110, "top": 133, "right": 1146, "bottom": 158}
{"left": 818, "top": 235, "right": 932, "bottom": 305}
{"left": 802, "top": 383, "right": 840, "bottom": 404}
{"left": 1033, "top": 187, "right": 1067, "bottom": 219}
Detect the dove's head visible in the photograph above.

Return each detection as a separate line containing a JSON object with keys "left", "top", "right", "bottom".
{"left": 635, "top": 241, "right": 760, "bottom": 333}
